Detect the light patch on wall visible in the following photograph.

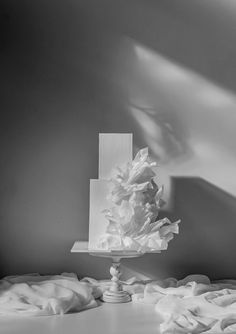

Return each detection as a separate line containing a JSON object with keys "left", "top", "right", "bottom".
{"left": 130, "top": 105, "right": 165, "bottom": 159}
{"left": 125, "top": 40, "right": 236, "bottom": 199}
{"left": 135, "top": 44, "right": 190, "bottom": 84}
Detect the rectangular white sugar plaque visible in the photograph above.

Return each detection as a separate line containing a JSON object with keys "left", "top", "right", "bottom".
{"left": 99, "top": 133, "right": 133, "bottom": 179}
{"left": 89, "top": 179, "right": 111, "bottom": 249}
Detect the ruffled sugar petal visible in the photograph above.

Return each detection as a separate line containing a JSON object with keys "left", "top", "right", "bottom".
{"left": 160, "top": 221, "right": 180, "bottom": 237}
{"left": 155, "top": 186, "right": 164, "bottom": 202}
{"left": 106, "top": 221, "right": 120, "bottom": 235}
{"left": 136, "top": 232, "right": 169, "bottom": 251}
{"left": 133, "top": 147, "right": 149, "bottom": 164}
{"left": 122, "top": 237, "right": 141, "bottom": 251}
{"left": 119, "top": 200, "right": 134, "bottom": 221}
{"left": 126, "top": 181, "right": 150, "bottom": 193}
{"left": 96, "top": 234, "right": 123, "bottom": 250}
{"left": 149, "top": 218, "right": 171, "bottom": 233}
{"left": 127, "top": 165, "right": 156, "bottom": 185}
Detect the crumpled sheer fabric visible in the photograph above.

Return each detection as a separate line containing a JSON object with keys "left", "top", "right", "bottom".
{"left": 131, "top": 274, "right": 236, "bottom": 333}
{"left": 3, "top": 272, "right": 236, "bottom": 333}
{"left": 0, "top": 273, "right": 97, "bottom": 316}
{"left": 0, "top": 273, "right": 146, "bottom": 317}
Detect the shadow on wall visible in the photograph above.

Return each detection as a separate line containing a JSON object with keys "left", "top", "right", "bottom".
{"left": 123, "top": 176, "right": 236, "bottom": 281}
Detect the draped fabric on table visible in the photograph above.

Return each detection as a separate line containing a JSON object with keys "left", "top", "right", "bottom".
{"left": 2, "top": 273, "right": 236, "bottom": 333}
{"left": 84, "top": 275, "right": 236, "bottom": 334}
{"left": 0, "top": 273, "right": 98, "bottom": 316}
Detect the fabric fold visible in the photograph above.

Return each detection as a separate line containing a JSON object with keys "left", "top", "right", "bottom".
{"left": 131, "top": 274, "right": 236, "bottom": 334}
{"left": 0, "top": 273, "right": 97, "bottom": 316}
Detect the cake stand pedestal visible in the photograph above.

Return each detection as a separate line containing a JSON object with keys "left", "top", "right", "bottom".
{"left": 71, "top": 242, "right": 144, "bottom": 303}
{"left": 89, "top": 250, "right": 144, "bottom": 303}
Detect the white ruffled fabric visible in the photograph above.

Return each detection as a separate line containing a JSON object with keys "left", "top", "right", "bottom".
{"left": 0, "top": 273, "right": 97, "bottom": 316}
{"left": 3, "top": 272, "right": 236, "bottom": 333}
{"left": 131, "top": 274, "right": 236, "bottom": 333}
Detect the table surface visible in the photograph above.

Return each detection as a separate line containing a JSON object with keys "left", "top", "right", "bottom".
{"left": 0, "top": 301, "right": 162, "bottom": 334}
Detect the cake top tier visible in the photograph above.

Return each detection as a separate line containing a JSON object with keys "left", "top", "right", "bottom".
{"left": 99, "top": 133, "right": 133, "bottom": 179}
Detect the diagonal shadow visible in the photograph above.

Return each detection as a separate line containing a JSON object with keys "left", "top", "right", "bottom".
{"left": 123, "top": 176, "right": 236, "bottom": 280}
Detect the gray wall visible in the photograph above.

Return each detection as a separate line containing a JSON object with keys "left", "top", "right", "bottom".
{"left": 1, "top": 0, "right": 236, "bottom": 280}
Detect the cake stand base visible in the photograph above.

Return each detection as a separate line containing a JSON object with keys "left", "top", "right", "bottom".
{"left": 102, "top": 290, "right": 131, "bottom": 303}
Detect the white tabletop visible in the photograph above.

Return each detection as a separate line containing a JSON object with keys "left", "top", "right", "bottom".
{"left": 0, "top": 301, "right": 162, "bottom": 334}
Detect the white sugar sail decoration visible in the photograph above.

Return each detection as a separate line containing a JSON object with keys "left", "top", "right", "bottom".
{"left": 96, "top": 147, "right": 180, "bottom": 252}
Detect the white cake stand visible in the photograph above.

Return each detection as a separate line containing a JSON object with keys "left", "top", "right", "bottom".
{"left": 89, "top": 250, "right": 144, "bottom": 303}
{"left": 71, "top": 242, "right": 144, "bottom": 303}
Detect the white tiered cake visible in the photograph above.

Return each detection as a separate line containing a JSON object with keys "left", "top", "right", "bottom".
{"left": 88, "top": 133, "right": 179, "bottom": 252}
